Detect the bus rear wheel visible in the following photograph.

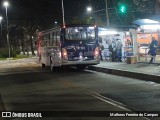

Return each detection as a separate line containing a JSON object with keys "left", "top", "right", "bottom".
{"left": 41, "top": 63, "right": 45, "bottom": 68}
{"left": 50, "top": 60, "right": 54, "bottom": 71}
{"left": 50, "top": 58, "right": 59, "bottom": 72}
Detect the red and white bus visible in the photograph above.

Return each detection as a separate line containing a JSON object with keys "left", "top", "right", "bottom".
{"left": 37, "top": 24, "right": 100, "bottom": 71}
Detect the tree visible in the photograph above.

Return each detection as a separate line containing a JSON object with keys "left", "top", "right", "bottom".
{"left": 22, "top": 20, "right": 39, "bottom": 56}
{"left": 72, "top": 16, "right": 95, "bottom": 24}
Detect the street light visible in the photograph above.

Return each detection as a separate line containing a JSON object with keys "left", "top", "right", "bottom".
{"left": 87, "top": 6, "right": 92, "bottom": 12}
{"left": 54, "top": 21, "right": 58, "bottom": 27}
{"left": 3, "top": 1, "right": 10, "bottom": 58}
{"left": 86, "top": 3, "right": 110, "bottom": 26}
{"left": 86, "top": 6, "right": 100, "bottom": 24}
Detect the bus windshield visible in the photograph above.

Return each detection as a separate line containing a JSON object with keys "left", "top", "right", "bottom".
{"left": 65, "top": 26, "right": 95, "bottom": 40}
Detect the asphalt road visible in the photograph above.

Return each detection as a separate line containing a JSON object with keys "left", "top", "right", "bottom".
{"left": 0, "top": 58, "right": 160, "bottom": 120}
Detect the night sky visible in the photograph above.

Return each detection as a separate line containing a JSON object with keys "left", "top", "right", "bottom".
{"left": 0, "top": 0, "right": 61, "bottom": 27}
{"left": 0, "top": 0, "right": 106, "bottom": 29}
{"left": 0, "top": 0, "right": 92, "bottom": 26}
{"left": 0, "top": 0, "right": 156, "bottom": 30}
{"left": 0, "top": 0, "right": 65, "bottom": 29}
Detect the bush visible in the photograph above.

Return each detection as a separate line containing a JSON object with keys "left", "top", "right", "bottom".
{"left": 11, "top": 51, "right": 16, "bottom": 57}
{"left": 16, "top": 50, "right": 21, "bottom": 54}
{"left": 16, "top": 54, "right": 28, "bottom": 58}
{"left": 0, "top": 48, "right": 8, "bottom": 58}
{"left": 0, "top": 48, "right": 16, "bottom": 58}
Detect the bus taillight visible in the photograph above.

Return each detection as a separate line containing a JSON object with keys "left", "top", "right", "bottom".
{"left": 62, "top": 48, "right": 68, "bottom": 60}
{"left": 95, "top": 47, "right": 99, "bottom": 57}
{"left": 63, "top": 52, "right": 67, "bottom": 56}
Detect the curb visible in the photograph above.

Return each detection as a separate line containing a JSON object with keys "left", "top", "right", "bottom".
{"left": 88, "top": 66, "right": 160, "bottom": 83}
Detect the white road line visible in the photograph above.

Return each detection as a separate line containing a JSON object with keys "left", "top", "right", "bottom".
{"left": 61, "top": 80, "right": 150, "bottom": 120}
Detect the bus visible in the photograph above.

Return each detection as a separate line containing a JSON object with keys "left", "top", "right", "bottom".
{"left": 37, "top": 24, "right": 100, "bottom": 71}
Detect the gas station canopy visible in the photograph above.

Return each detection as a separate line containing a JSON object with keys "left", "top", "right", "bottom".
{"left": 133, "top": 19, "right": 160, "bottom": 30}
{"left": 133, "top": 19, "right": 160, "bottom": 25}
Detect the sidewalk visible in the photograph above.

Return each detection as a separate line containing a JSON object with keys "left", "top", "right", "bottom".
{"left": 88, "top": 61, "right": 160, "bottom": 83}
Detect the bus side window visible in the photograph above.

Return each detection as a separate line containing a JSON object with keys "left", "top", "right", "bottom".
{"left": 51, "top": 32, "right": 54, "bottom": 45}
{"left": 48, "top": 34, "right": 50, "bottom": 46}
{"left": 44, "top": 41, "right": 47, "bottom": 47}
{"left": 41, "top": 36, "right": 44, "bottom": 47}
{"left": 41, "top": 41, "right": 44, "bottom": 47}
{"left": 56, "top": 31, "right": 60, "bottom": 46}
{"left": 43, "top": 34, "right": 50, "bottom": 47}
{"left": 52, "top": 32, "right": 56, "bottom": 46}
{"left": 47, "top": 34, "right": 50, "bottom": 46}
{"left": 50, "top": 33, "right": 52, "bottom": 46}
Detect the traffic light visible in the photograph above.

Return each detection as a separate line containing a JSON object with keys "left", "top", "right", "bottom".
{"left": 119, "top": 4, "right": 127, "bottom": 13}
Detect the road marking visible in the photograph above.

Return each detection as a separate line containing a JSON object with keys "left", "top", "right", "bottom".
{"left": 61, "top": 80, "right": 130, "bottom": 110}
{"left": 61, "top": 80, "right": 149, "bottom": 120}
{"left": 84, "top": 89, "right": 130, "bottom": 111}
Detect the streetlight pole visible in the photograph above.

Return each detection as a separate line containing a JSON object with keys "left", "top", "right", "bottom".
{"left": 61, "top": 0, "right": 65, "bottom": 26}
{"left": 3, "top": 1, "right": 10, "bottom": 58}
{"left": 105, "top": 0, "right": 110, "bottom": 26}
{"left": 0, "top": 16, "right": 3, "bottom": 47}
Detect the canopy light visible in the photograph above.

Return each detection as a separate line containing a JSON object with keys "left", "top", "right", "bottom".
{"left": 140, "top": 25, "right": 160, "bottom": 29}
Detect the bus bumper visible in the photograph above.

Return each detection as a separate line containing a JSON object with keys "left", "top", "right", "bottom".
{"left": 61, "top": 59, "right": 100, "bottom": 66}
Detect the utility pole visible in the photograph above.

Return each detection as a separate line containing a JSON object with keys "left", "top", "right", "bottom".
{"left": 0, "top": 16, "right": 2, "bottom": 47}
{"left": 62, "top": 0, "right": 65, "bottom": 26}
{"left": 3, "top": 1, "right": 10, "bottom": 58}
{"left": 105, "top": 0, "right": 109, "bottom": 26}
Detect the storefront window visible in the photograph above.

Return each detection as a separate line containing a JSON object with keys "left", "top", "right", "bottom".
{"left": 137, "top": 33, "right": 160, "bottom": 63}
